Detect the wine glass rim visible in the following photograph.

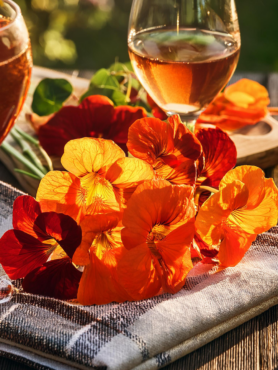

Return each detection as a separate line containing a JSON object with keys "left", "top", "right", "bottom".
{"left": 0, "top": 0, "right": 21, "bottom": 32}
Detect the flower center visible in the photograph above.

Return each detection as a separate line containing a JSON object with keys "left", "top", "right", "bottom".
{"left": 147, "top": 224, "right": 167, "bottom": 244}
{"left": 80, "top": 172, "right": 115, "bottom": 206}
{"left": 92, "top": 231, "right": 117, "bottom": 260}
{"left": 147, "top": 243, "right": 162, "bottom": 259}
{"left": 43, "top": 238, "right": 59, "bottom": 258}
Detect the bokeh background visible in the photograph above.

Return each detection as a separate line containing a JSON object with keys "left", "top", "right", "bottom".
{"left": 14, "top": 0, "right": 278, "bottom": 72}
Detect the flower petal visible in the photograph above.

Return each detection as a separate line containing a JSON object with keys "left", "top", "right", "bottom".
{"left": 217, "top": 226, "right": 257, "bottom": 267}
{"left": 0, "top": 230, "right": 51, "bottom": 280}
{"left": 26, "top": 113, "right": 54, "bottom": 134}
{"left": 34, "top": 212, "right": 82, "bottom": 259}
{"left": 106, "top": 157, "right": 154, "bottom": 204}
{"left": 77, "top": 248, "right": 129, "bottom": 305}
{"left": 122, "top": 180, "right": 195, "bottom": 249}
{"left": 22, "top": 257, "right": 82, "bottom": 300}
{"left": 195, "top": 127, "right": 237, "bottom": 188}
{"left": 194, "top": 233, "right": 219, "bottom": 258}
{"left": 117, "top": 244, "right": 161, "bottom": 301}
{"left": 107, "top": 157, "right": 154, "bottom": 187}
{"left": 80, "top": 172, "right": 119, "bottom": 213}
{"left": 224, "top": 79, "right": 270, "bottom": 108}
{"left": 127, "top": 118, "right": 174, "bottom": 165}
{"left": 227, "top": 188, "right": 278, "bottom": 235}
{"left": 73, "top": 212, "right": 121, "bottom": 266}
{"left": 197, "top": 79, "right": 270, "bottom": 132}
{"left": 61, "top": 138, "right": 125, "bottom": 178}
{"left": 196, "top": 181, "right": 249, "bottom": 245}
{"left": 154, "top": 248, "right": 193, "bottom": 294}
{"left": 155, "top": 159, "right": 197, "bottom": 186}
{"left": 156, "top": 220, "right": 194, "bottom": 293}
{"left": 13, "top": 196, "right": 42, "bottom": 238}
{"left": 167, "top": 115, "right": 202, "bottom": 162}
{"left": 127, "top": 116, "right": 202, "bottom": 169}
{"left": 220, "top": 166, "right": 265, "bottom": 209}
{"left": 108, "top": 105, "right": 147, "bottom": 152}
{"left": 36, "top": 171, "right": 86, "bottom": 224}
{"left": 38, "top": 95, "right": 115, "bottom": 157}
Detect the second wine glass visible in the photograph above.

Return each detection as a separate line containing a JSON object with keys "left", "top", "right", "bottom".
{"left": 0, "top": 0, "right": 32, "bottom": 145}
{"left": 128, "top": 0, "right": 241, "bottom": 121}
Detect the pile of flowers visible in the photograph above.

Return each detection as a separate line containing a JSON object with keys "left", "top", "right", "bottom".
{"left": 197, "top": 79, "right": 271, "bottom": 131}
{"left": 0, "top": 113, "right": 277, "bottom": 305}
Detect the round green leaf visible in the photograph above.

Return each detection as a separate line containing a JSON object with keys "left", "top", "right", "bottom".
{"left": 32, "top": 78, "right": 73, "bottom": 116}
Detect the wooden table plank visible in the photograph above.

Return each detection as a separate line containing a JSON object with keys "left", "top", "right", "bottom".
{"left": 165, "top": 305, "right": 278, "bottom": 370}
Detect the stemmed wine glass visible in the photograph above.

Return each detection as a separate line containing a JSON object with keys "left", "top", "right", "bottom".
{"left": 128, "top": 0, "right": 240, "bottom": 123}
{"left": 0, "top": 0, "right": 32, "bottom": 303}
{"left": 0, "top": 0, "right": 32, "bottom": 145}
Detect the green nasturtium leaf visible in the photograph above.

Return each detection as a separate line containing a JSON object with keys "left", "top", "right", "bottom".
{"left": 112, "top": 90, "right": 129, "bottom": 106}
{"left": 91, "top": 68, "right": 120, "bottom": 88}
{"left": 81, "top": 68, "right": 127, "bottom": 106}
{"left": 109, "top": 62, "right": 127, "bottom": 73}
{"left": 32, "top": 78, "right": 73, "bottom": 116}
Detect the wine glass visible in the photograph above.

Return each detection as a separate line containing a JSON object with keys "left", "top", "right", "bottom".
{"left": 128, "top": 0, "right": 240, "bottom": 123}
{"left": 0, "top": 0, "right": 32, "bottom": 145}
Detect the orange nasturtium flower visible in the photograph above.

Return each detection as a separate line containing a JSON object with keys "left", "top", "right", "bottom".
{"left": 75, "top": 212, "right": 131, "bottom": 305}
{"left": 118, "top": 180, "right": 195, "bottom": 300}
{"left": 197, "top": 79, "right": 270, "bottom": 131}
{"left": 196, "top": 166, "right": 278, "bottom": 268}
{"left": 37, "top": 138, "right": 154, "bottom": 223}
{"left": 127, "top": 115, "right": 202, "bottom": 186}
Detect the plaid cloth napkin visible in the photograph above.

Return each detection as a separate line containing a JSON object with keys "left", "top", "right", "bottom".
{"left": 0, "top": 181, "right": 278, "bottom": 370}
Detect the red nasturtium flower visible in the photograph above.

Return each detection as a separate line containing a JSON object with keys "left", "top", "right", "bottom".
{"left": 0, "top": 196, "right": 82, "bottom": 299}
{"left": 28, "top": 95, "right": 147, "bottom": 157}
{"left": 37, "top": 138, "right": 154, "bottom": 223}
{"left": 195, "top": 127, "right": 237, "bottom": 188}
{"left": 197, "top": 79, "right": 270, "bottom": 131}
{"left": 196, "top": 166, "right": 278, "bottom": 268}
{"left": 118, "top": 180, "right": 195, "bottom": 300}
{"left": 76, "top": 213, "right": 131, "bottom": 305}
{"left": 127, "top": 115, "right": 202, "bottom": 186}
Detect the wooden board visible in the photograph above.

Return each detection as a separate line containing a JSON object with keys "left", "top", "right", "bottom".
{"left": 232, "top": 115, "right": 278, "bottom": 169}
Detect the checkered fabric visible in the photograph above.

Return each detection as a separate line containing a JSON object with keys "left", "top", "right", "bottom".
{"left": 0, "top": 181, "right": 278, "bottom": 370}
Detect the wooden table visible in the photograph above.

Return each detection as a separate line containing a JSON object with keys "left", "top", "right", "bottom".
{"left": 0, "top": 72, "right": 278, "bottom": 370}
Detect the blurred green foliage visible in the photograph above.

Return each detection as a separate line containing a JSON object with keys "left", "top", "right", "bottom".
{"left": 14, "top": 0, "right": 278, "bottom": 72}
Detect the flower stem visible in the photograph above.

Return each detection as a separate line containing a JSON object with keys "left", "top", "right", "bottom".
{"left": 194, "top": 185, "right": 219, "bottom": 208}
{"left": 0, "top": 142, "right": 45, "bottom": 180}
{"left": 38, "top": 146, "right": 53, "bottom": 171}
{"left": 13, "top": 126, "right": 39, "bottom": 146}
{"left": 10, "top": 129, "right": 48, "bottom": 175}
{"left": 14, "top": 126, "right": 53, "bottom": 171}
{"left": 198, "top": 186, "right": 219, "bottom": 194}
{"left": 14, "top": 169, "right": 41, "bottom": 180}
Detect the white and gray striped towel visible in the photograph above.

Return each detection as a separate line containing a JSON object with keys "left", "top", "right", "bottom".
{"left": 0, "top": 181, "right": 277, "bottom": 370}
